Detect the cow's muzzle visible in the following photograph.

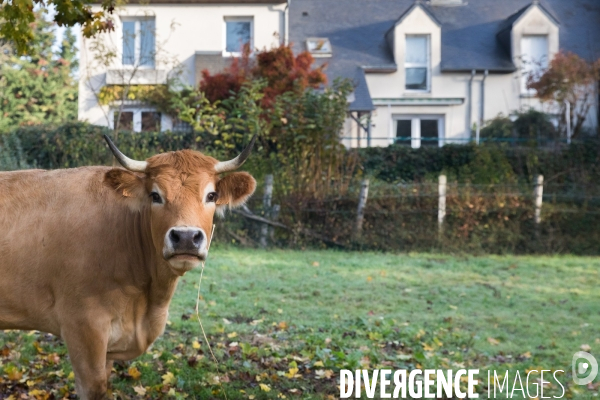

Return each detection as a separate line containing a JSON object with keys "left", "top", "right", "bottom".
{"left": 163, "top": 227, "right": 207, "bottom": 273}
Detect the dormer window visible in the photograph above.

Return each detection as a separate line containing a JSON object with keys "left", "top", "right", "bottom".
{"left": 405, "top": 35, "right": 430, "bottom": 92}
{"left": 520, "top": 35, "right": 549, "bottom": 95}
{"left": 306, "top": 38, "right": 332, "bottom": 57}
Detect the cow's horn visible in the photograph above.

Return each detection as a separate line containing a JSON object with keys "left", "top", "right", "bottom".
{"left": 214, "top": 135, "right": 257, "bottom": 173}
{"left": 103, "top": 135, "right": 148, "bottom": 173}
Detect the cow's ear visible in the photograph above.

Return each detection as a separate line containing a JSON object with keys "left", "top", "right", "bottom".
{"left": 215, "top": 172, "right": 256, "bottom": 216}
{"left": 104, "top": 169, "right": 147, "bottom": 207}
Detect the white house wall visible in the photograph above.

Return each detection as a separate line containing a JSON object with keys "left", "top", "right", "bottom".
{"left": 78, "top": 3, "right": 285, "bottom": 128}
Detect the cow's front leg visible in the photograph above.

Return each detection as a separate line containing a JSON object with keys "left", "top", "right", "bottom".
{"left": 105, "top": 359, "right": 114, "bottom": 383}
{"left": 62, "top": 323, "right": 109, "bottom": 400}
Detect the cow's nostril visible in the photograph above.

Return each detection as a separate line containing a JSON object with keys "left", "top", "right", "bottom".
{"left": 192, "top": 231, "right": 203, "bottom": 245}
{"left": 169, "top": 230, "right": 180, "bottom": 244}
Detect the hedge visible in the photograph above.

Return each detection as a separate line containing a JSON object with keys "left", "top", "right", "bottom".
{"left": 1, "top": 122, "right": 600, "bottom": 254}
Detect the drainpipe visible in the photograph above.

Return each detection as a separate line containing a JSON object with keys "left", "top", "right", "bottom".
{"left": 367, "top": 113, "right": 372, "bottom": 147}
{"left": 477, "top": 69, "right": 488, "bottom": 145}
{"left": 284, "top": 0, "right": 290, "bottom": 45}
{"left": 468, "top": 70, "right": 475, "bottom": 142}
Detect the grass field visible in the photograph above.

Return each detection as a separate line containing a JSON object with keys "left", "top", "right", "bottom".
{"left": 1, "top": 248, "right": 599, "bottom": 399}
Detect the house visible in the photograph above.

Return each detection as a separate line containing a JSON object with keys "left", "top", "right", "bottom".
{"left": 78, "top": 0, "right": 287, "bottom": 132}
{"left": 289, "top": 0, "right": 600, "bottom": 148}
{"left": 78, "top": 0, "right": 600, "bottom": 148}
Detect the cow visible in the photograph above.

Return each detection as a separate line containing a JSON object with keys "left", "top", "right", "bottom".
{"left": 0, "top": 135, "right": 257, "bottom": 399}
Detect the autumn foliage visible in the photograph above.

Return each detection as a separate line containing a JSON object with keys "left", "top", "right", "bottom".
{"left": 200, "top": 44, "right": 327, "bottom": 107}
{"left": 527, "top": 51, "right": 600, "bottom": 137}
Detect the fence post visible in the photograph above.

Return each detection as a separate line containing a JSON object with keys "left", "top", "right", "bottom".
{"left": 438, "top": 175, "right": 447, "bottom": 234}
{"left": 354, "top": 179, "right": 370, "bottom": 240}
{"left": 534, "top": 175, "right": 544, "bottom": 225}
{"left": 565, "top": 101, "right": 572, "bottom": 145}
{"left": 269, "top": 204, "right": 280, "bottom": 242}
{"left": 259, "top": 174, "right": 273, "bottom": 248}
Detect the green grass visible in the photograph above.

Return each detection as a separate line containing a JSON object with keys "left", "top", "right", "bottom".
{"left": 1, "top": 249, "right": 600, "bottom": 399}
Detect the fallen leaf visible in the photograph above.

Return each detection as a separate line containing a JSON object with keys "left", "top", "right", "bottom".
{"left": 581, "top": 344, "right": 591, "bottom": 351}
{"left": 4, "top": 365, "right": 22, "bottom": 381}
{"left": 162, "top": 371, "right": 176, "bottom": 386}
{"left": 227, "top": 332, "right": 238, "bottom": 339}
{"left": 312, "top": 261, "right": 319, "bottom": 267}
{"left": 260, "top": 383, "right": 271, "bottom": 392}
{"left": 487, "top": 337, "right": 500, "bottom": 346}
{"left": 133, "top": 385, "right": 147, "bottom": 396}
{"left": 28, "top": 389, "right": 49, "bottom": 400}
{"left": 33, "top": 342, "right": 44, "bottom": 354}
{"left": 128, "top": 366, "right": 142, "bottom": 380}
{"left": 285, "top": 367, "right": 299, "bottom": 379}
{"left": 192, "top": 340, "right": 201, "bottom": 349}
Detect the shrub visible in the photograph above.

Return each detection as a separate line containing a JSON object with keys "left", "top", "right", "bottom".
{"left": 480, "top": 109, "right": 557, "bottom": 145}
{"left": 0, "top": 132, "right": 33, "bottom": 170}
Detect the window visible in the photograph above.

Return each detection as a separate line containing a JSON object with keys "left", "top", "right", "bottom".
{"left": 521, "top": 35, "right": 548, "bottom": 95}
{"left": 405, "top": 35, "right": 430, "bottom": 91}
{"left": 112, "top": 109, "right": 161, "bottom": 132}
{"left": 122, "top": 17, "right": 155, "bottom": 67}
{"left": 306, "top": 38, "right": 332, "bottom": 57}
{"left": 172, "top": 119, "right": 193, "bottom": 133}
{"left": 395, "top": 116, "right": 444, "bottom": 148}
{"left": 114, "top": 111, "right": 134, "bottom": 131}
{"left": 225, "top": 17, "right": 252, "bottom": 55}
{"left": 141, "top": 112, "right": 161, "bottom": 132}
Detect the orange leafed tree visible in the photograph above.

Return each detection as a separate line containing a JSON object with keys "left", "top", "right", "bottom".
{"left": 528, "top": 51, "right": 600, "bottom": 138}
{"left": 199, "top": 44, "right": 327, "bottom": 107}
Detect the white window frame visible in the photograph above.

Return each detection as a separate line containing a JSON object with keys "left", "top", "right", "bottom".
{"left": 404, "top": 35, "right": 431, "bottom": 93}
{"left": 520, "top": 35, "right": 549, "bottom": 96}
{"left": 111, "top": 108, "right": 162, "bottom": 133}
{"left": 121, "top": 17, "right": 155, "bottom": 69}
{"left": 393, "top": 114, "right": 445, "bottom": 148}
{"left": 223, "top": 17, "right": 254, "bottom": 57}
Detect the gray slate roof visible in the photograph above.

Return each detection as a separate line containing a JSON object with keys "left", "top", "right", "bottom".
{"left": 289, "top": 0, "right": 600, "bottom": 111}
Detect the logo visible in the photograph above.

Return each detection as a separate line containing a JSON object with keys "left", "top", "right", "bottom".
{"left": 572, "top": 351, "right": 598, "bottom": 385}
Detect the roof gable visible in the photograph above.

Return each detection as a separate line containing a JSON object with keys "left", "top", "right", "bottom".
{"left": 394, "top": 2, "right": 442, "bottom": 28}
{"left": 385, "top": 2, "right": 441, "bottom": 62}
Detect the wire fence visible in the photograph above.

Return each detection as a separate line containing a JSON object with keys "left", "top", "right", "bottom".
{"left": 341, "top": 136, "right": 585, "bottom": 147}
{"left": 218, "top": 177, "right": 600, "bottom": 254}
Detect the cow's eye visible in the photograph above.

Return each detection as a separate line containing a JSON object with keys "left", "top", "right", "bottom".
{"left": 206, "top": 192, "right": 218, "bottom": 203}
{"left": 150, "top": 192, "right": 162, "bottom": 204}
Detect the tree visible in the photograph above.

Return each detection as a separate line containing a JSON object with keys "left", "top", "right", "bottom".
{"left": 0, "top": 0, "right": 116, "bottom": 55}
{"left": 528, "top": 51, "right": 600, "bottom": 138}
{"left": 200, "top": 44, "right": 327, "bottom": 107}
{"left": 0, "top": 9, "right": 78, "bottom": 130}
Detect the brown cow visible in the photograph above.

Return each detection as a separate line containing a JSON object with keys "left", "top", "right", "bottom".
{"left": 0, "top": 135, "right": 257, "bottom": 399}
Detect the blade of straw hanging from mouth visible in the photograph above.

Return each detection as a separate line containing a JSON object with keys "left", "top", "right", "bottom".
{"left": 195, "top": 225, "right": 228, "bottom": 399}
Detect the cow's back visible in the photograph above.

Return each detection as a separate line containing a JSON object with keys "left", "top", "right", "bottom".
{"left": 0, "top": 167, "right": 137, "bottom": 333}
